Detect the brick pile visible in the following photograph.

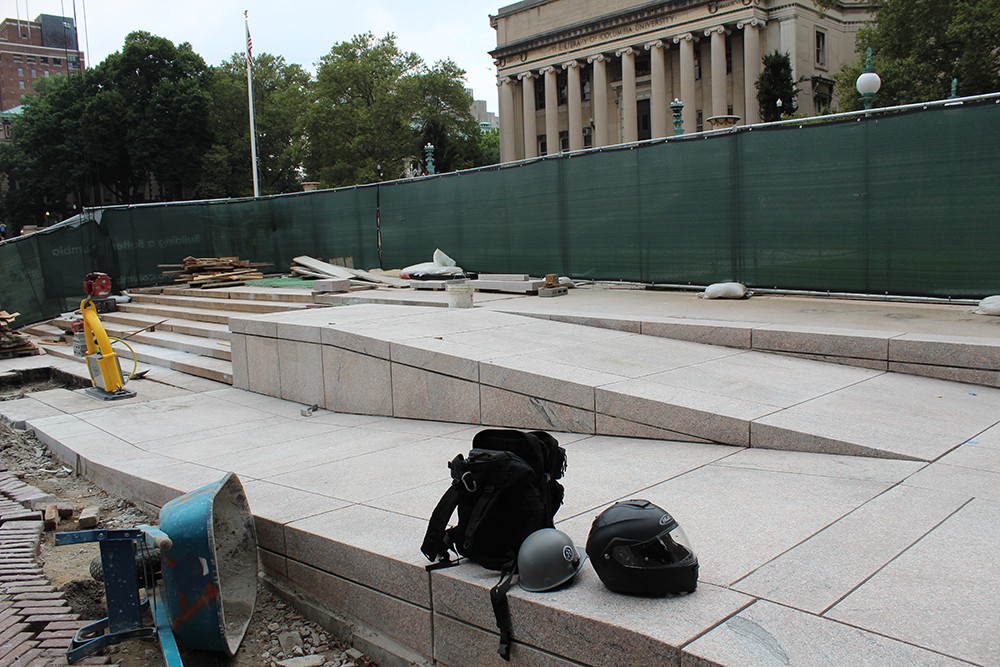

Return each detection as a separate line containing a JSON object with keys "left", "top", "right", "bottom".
{"left": 0, "top": 462, "right": 116, "bottom": 666}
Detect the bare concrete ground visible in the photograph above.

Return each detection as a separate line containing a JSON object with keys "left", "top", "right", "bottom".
{"left": 1, "top": 383, "right": 377, "bottom": 667}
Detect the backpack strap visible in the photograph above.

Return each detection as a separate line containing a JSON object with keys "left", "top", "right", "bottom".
{"left": 421, "top": 482, "right": 463, "bottom": 565}
{"left": 490, "top": 558, "right": 517, "bottom": 661}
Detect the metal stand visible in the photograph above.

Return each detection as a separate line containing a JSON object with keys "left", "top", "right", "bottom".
{"left": 55, "top": 527, "right": 182, "bottom": 666}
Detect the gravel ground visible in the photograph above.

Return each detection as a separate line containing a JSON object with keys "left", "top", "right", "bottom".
{"left": 1, "top": 383, "right": 378, "bottom": 667}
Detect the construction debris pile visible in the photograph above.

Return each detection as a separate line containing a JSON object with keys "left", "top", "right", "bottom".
{"left": 159, "top": 256, "right": 273, "bottom": 288}
{"left": 0, "top": 310, "right": 37, "bottom": 358}
{"left": 291, "top": 255, "right": 410, "bottom": 288}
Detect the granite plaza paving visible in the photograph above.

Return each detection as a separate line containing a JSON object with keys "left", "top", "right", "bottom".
{"left": 2, "top": 286, "right": 999, "bottom": 666}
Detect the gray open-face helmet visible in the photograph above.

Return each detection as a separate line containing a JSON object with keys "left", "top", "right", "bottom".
{"left": 517, "top": 528, "right": 587, "bottom": 592}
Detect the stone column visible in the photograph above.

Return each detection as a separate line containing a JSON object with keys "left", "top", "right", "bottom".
{"left": 617, "top": 47, "right": 637, "bottom": 143}
{"left": 518, "top": 72, "right": 538, "bottom": 158}
{"left": 541, "top": 66, "right": 559, "bottom": 154}
{"left": 672, "top": 33, "right": 696, "bottom": 133}
{"left": 738, "top": 18, "right": 765, "bottom": 124}
{"left": 498, "top": 75, "right": 517, "bottom": 162}
{"left": 588, "top": 54, "right": 609, "bottom": 147}
{"left": 645, "top": 40, "right": 668, "bottom": 139}
{"left": 705, "top": 26, "right": 728, "bottom": 119}
{"left": 780, "top": 19, "right": 797, "bottom": 82}
{"left": 563, "top": 60, "right": 584, "bottom": 151}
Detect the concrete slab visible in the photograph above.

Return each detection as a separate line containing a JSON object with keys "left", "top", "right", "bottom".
{"left": 826, "top": 498, "right": 1000, "bottom": 665}
{"left": 640, "top": 351, "right": 882, "bottom": 409}
{"left": 266, "top": 435, "right": 465, "bottom": 503}
{"left": 732, "top": 484, "right": 967, "bottom": 613}
{"left": 752, "top": 374, "right": 1000, "bottom": 461}
{"left": 241, "top": 480, "right": 350, "bottom": 554}
{"left": 683, "top": 600, "right": 969, "bottom": 666}
{"left": 322, "top": 346, "right": 392, "bottom": 416}
{"left": 598, "top": 460, "right": 893, "bottom": 586}
{"left": 557, "top": 436, "right": 741, "bottom": 519}
{"left": 0, "top": 397, "right": 64, "bottom": 427}
{"left": 712, "top": 448, "right": 926, "bottom": 483}
{"left": 277, "top": 340, "right": 324, "bottom": 405}
{"left": 480, "top": 385, "right": 596, "bottom": 433}
{"left": 71, "top": 393, "right": 270, "bottom": 444}
{"left": 903, "top": 462, "right": 1000, "bottom": 504}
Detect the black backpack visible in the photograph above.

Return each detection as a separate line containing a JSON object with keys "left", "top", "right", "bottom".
{"left": 421, "top": 429, "right": 567, "bottom": 660}
{"left": 421, "top": 428, "right": 567, "bottom": 571}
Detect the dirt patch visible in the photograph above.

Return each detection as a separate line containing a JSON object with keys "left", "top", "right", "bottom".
{"left": 1, "top": 384, "right": 378, "bottom": 667}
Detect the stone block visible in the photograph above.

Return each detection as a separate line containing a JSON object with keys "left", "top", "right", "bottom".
{"left": 389, "top": 339, "right": 481, "bottom": 382}
{"left": 230, "top": 333, "right": 249, "bottom": 390}
{"left": 284, "top": 505, "right": 432, "bottom": 606}
{"left": 322, "top": 346, "right": 392, "bottom": 416}
{"left": 433, "top": 613, "right": 581, "bottom": 666}
{"left": 888, "top": 361, "right": 999, "bottom": 387}
{"left": 595, "top": 414, "right": 713, "bottom": 442}
{"left": 391, "top": 363, "right": 480, "bottom": 423}
{"left": 246, "top": 335, "right": 281, "bottom": 397}
{"left": 76, "top": 507, "right": 99, "bottom": 529}
{"left": 642, "top": 318, "right": 754, "bottom": 348}
{"left": 286, "top": 560, "right": 433, "bottom": 661}
{"left": 889, "top": 333, "right": 1000, "bottom": 371}
{"left": 311, "top": 278, "right": 350, "bottom": 294}
{"left": 752, "top": 325, "right": 890, "bottom": 362}
{"left": 277, "top": 340, "right": 324, "bottom": 406}
{"left": 480, "top": 385, "right": 595, "bottom": 434}
{"left": 432, "top": 564, "right": 751, "bottom": 667}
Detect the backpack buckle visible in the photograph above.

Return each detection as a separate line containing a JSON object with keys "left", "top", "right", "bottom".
{"left": 461, "top": 471, "right": 478, "bottom": 493}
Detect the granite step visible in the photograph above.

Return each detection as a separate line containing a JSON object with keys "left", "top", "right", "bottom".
{"left": 127, "top": 292, "right": 309, "bottom": 314}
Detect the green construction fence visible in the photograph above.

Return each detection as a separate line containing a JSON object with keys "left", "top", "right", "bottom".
{"left": 2, "top": 98, "right": 998, "bottom": 326}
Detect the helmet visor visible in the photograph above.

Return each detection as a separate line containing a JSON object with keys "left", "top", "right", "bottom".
{"left": 610, "top": 524, "right": 695, "bottom": 569}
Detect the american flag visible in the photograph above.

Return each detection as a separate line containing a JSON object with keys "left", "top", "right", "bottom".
{"left": 246, "top": 25, "right": 253, "bottom": 66}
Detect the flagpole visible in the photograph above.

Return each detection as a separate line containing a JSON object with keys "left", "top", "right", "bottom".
{"left": 244, "top": 10, "right": 260, "bottom": 198}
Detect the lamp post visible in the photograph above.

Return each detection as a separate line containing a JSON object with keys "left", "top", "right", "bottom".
{"left": 424, "top": 143, "right": 436, "bottom": 175}
{"left": 670, "top": 98, "right": 684, "bottom": 135}
{"left": 855, "top": 47, "right": 881, "bottom": 111}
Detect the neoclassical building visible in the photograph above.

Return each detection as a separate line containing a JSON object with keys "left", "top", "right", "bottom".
{"left": 489, "top": 0, "right": 874, "bottom": 161}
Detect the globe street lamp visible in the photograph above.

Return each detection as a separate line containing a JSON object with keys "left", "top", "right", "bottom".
{"left": 856, "top": 47, "right": 881, "bottom": 111}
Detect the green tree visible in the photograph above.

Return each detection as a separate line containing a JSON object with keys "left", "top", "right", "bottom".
{"left": 0, "top": 74, "right": 91, "bottom": 228}
{"left": 756, "top": 51, "right": 800, "bottom": 122}
{"left": 834, "top": 0, "right": 1000, "bottom": 110}
{"left": 95, "top": 32, "right": 214, "bottom": 201}
{"left": 478, "top": 127, "right": 500, "bottom": 166}
{"left": 201, "top": 53, "right": 311, "bottom": 198}
{"left": 305, "top": 33, "right": 480, "bottom": 186}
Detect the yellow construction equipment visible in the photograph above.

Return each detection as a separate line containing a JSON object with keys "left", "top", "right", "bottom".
{"left": 81, "top": 272, "right": 135, "bottom": 400}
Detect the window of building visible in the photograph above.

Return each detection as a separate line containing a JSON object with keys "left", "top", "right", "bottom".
{"left": 31, "top": 69, "right": 36, "bottom": 78}
{"left": 18, "top": 81, "right": 25, "bottom": 89}
{"left": 726, "top": 36, "right": 733, "bottom": 74}
{"left": 40, "top": 57, "right": 48, "bottom": 64}
{"left": 694, "top": 56, "right": 701, "bottom": 81}
{"left": 559, "top": 130, "right": 569, "bottom": 152}
{"left": 68, "top": 55, "right": 79, "bottom": 70}
{"left": 816, "top": 30, "right": 827, "bottom": 68}
{"left": 26, "top": 56, "right": 35, "bottom": 64}
{"left": 12, "top": 55, "right": 22, "bottom": 62}
{"left": 538, "top": 134, "right": 547, "bottom": 156}
{"left": 583, "top": 126, "right": 593, "bottom": 149}
{"left": 635, "top": 52, "right": 651, "bottom": 77}
{"left": 17, "top": 67, "right": 23, "bottom": 77}
{"left": 557, "top": 70, "right": 568, "bottom": 106}
{"left": 696, "top": 110, "right": 703, "bottom": 132}
{"left": 536, "top": 80, "right": 545, "bottom": 110}
{"left": 53, "top": 58, "right": 61, "bottom": 65}
{"left": 44, "top": 71, "right": 50, "bottom": 77}
{"left": 581, "top": 68, "right": 591, "bottom": 102}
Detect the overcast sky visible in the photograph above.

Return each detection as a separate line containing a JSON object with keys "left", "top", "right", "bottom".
{"left": 7, "top": 0, "right": 503, "bottom": 112}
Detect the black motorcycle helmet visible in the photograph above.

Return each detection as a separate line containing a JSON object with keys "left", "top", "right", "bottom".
{"left": 586, "top": 499, "right": 698, "bottom": 596}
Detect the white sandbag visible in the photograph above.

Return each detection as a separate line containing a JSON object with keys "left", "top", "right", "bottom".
{"left": 433, "top": 248, "right": 457, "bottom": 267}
{"left": 399, "top": 261, "right": 464, "bottom": 277}
{"left": 974, "top": 295, "right": 1000, "bottom": 316}
{"left": 701, "top": 282, "right": 749, "bottom": 299}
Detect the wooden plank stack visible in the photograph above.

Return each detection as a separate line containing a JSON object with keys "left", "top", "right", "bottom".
{"left": 0, "top": 310, "right": 38, "bottom": 358}
{"left": 159, "top": 256, "right": 272, "bottom": 288}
